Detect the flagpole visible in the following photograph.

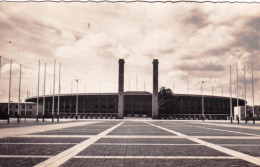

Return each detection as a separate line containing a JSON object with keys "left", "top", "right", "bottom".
{"left": 52, "top": 60, "right": 56, "bottom": 122}
{"left": 7, "top": 60, "right": 12, "bottom": 124}
{"left": 236, "top": 62, "right": 239, "bottom": 121}
{"left": 144, "top": 78, "right": 145, "bottom": 91}
{"left": 230, "top": 65, "right": 233, "bottom": 124}
{"left": 25, "top": 90, "right": 27, "bottom": 122}
{"left": 36, "top": 60, "right": 40, "bottom": 122}
{"left": 244, "top": 65, "right": 247, "bottom": 123}
{"left": 57, "top": 63, "right": 61, "bottom": 122}
{"left": 43, "top": 63, "right": 46, "bottom": 122}
{"left": 251, "top": 62, "right": 255, "bottom": 124}
{"left": 18, "top": 64, "right": 22, "bottom": 123}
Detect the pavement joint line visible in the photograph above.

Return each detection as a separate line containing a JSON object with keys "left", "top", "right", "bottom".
{"left": 219, "top": 144, "right": 260, "bottom": 146}
{"left": 0, "top": 155, "right": 52, "bottom": 158}
{"left": 0, "top": 143, "right": 78, "bottom": 145}
{"left": 104, "top": 135, "right": 182, "bottom": 138}
{"left": 34, "top": 121, "right": 124, "bottom": 167}
{"left": 195, "top": 136, "right": 260, "bottom": 139}
{"left": 190, "top": 122, "right": 260, "bottom": 130}
{"left": 17, "top": 135, "right": 94, "bottom": 138}
{"left": 0, "top": 121, "right": 102, "bottom": 139}
{"left": 168, "top": 122, "right": 260, "bottom": 137}
{"left": 145, "top": 121, "right": 260, "bottom": 166}
{"left": 102, "top": 135, "right": 260, "bottom": 139}
{"left": 93, "top": 143, "right": 201, "bottom": 146}
{"left": 72, "top": 156, "right": 238, "bottom": 159}
{"left": 121, "top": 125, "right": 150, "bottom": 126}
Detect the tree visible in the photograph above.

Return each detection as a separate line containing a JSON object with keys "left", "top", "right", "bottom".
{"left": 158, "top": 87, "right": 174, "bottom": 115}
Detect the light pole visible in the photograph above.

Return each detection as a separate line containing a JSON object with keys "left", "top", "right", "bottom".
{"left": 200, "top": 81, "right": 206, "bottom": 121}
{"left": 74, "top": 79, "right": 80, "bottom": 120}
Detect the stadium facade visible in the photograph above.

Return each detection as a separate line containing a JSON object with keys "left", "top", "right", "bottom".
{"left": 24, "top": 59, "right": 246, "bottom": 120}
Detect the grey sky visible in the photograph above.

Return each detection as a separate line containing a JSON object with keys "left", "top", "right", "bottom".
{"left": 0, "top": 2, "right": 259, "bottom": 105}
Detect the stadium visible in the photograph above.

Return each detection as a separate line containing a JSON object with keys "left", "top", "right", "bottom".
{"left": 25, "top": 59, "right": 246, "bottom": 120}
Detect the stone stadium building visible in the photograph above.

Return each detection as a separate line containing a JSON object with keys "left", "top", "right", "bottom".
{"left": 24, "top": 59, "right": 246, "bottom": 120}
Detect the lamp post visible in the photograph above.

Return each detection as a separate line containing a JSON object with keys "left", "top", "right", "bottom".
{"left": 74, "top": 79, "right": 80, "bottom": 120}
{"left": 200, "top": 81, "right": 206, "bottom": 121}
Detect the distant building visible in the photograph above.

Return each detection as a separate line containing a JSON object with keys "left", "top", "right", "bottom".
{"left": 237, "top": 105, "right": 260, "bottom": 120}
{"left": 0, "top": 102, "right": 42, "bottom": 119}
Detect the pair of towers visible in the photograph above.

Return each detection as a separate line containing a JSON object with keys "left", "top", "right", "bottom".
{"left": 118, "top": 59, "right": 159, "bottom": 119}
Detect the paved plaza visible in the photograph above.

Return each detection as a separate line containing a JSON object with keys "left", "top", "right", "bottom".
{"left": 0, "top": 119, "right": 260, "bottom": 167}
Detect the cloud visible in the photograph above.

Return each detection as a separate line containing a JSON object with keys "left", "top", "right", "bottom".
{"left": 183, "top": 8, "right": 209, "bottom": 29}
{"left": 0, "top": 21, "right": 11, "bottom": 30}
{"left": 176, "top": 62, "right": 225, "bottom": 72}
{"left": 0, "top": 3, "right": 260, "bottom": 105}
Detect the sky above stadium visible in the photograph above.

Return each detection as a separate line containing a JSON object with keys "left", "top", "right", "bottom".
{"left": 0, "top": 2, "right": 260, "bottom": 105}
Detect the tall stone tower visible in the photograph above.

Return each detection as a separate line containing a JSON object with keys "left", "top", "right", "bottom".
{"left": 152, "top": 59, "right": 159, "bottom": 119}
{"left": 118, "top": 59, "right": 125, "bottom": 119}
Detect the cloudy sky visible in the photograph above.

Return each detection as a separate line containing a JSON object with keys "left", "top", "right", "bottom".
{"left": 0, "top": 2, "right": 260, "bottom": 105}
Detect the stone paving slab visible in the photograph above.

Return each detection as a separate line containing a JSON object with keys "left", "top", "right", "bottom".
{"left": 61, "top": 158, "right": 258, "bottom": 167}
{"left": 78, "top": 145, "right": 228, "bottom": 156}
{"left": 151, "top": 123, "right": 256, "bottom": 136}
{"left": 89, "top": 122, "right": 121, "bottom": 126}
{"left": 122, "top": 122, "right": 150, "bottom": 126}
{"left": 179, "top": 132, "right": 252, "bottom": 136}
{"left": 0, "top": 121, "right": 101, "bottom": 138}
{"left": 197, "top": 126, "right": 260, "bottom": 135}
{"left": 190, "top": 122, "right": 260, "bottom": 130}
{"left": 63, "top": 125, "right": 114, "bottom": 130}
{"left": 0, "top": 121, "right": 78, "bottom": 129}
{"left": 31, "top": 129, "right": 107, "bottom": 135}
{"left": 0, "top": 137, "right": 88, "bottom": 143}
{"left": 0, "top": 144, "right": 75, "bottom": 155}
{"left": 95, "top": 138, "right": 196, "bottom": 144}
{"left": 201, "top": 139, "right": 260, "bottom": 144}
{"left": 108, "top": 127, "right": 175, "bottom": 136}
{"left": 222, "top": 146, "right": 260, "bottom": 157}
{"left": 0, "top": 158, "right": 47, "bottom": 167}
